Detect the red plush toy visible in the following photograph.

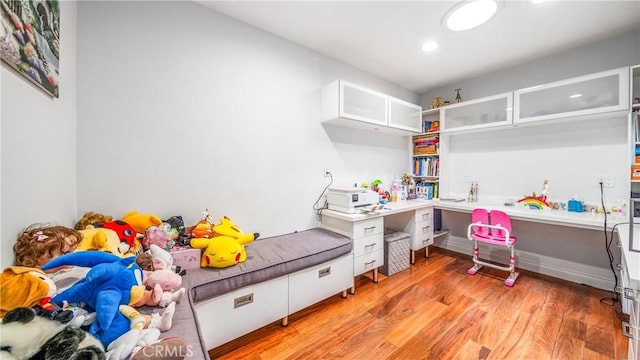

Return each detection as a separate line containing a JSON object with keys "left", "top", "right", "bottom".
{"left": 95, "top": 220, "right": 139, "bottom": 254}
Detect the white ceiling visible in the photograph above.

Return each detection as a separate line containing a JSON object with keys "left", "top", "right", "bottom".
{"left": 196, "top": 0, "right": 640, "bottom": 94}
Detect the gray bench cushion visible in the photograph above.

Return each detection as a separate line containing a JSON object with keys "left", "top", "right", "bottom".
{"left": 188, "top": 228, "right": 352, "bottom": 303}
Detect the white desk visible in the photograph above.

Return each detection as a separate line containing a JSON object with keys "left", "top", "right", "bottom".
{"left": 615, "top": 225, "right": 640, "bottom": 360}
{"left": 318, "top": 199, "right": 437, "bottom": 291}
{"left": 435, "top": 199, "right": 626, "bottom": 231}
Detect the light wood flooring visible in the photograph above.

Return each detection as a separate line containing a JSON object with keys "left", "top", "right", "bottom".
{"left": 210, "top": 247, "right": 628, "bottom": 360}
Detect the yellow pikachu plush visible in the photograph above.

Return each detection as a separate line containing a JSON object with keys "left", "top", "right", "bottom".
{"left": 75, "top": 226, "right": 129, "bottom": 257}
{"left": 190, "top": 236, "right": 254, "bottom": 268}
{"left": 211, "top": 216, "right": 260, "bottom": 243}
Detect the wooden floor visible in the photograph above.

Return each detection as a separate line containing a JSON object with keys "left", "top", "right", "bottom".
{"left": 210, "top": 247, "right": 628, "bottom": 360}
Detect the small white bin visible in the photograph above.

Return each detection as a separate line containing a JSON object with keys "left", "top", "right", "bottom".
{"left": 380, "top": 231, "right": 410, "bottom": 276}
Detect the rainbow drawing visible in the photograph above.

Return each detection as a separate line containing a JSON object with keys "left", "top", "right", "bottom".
{"left": 517, "top": 197, "right": 549, "bottom": 210}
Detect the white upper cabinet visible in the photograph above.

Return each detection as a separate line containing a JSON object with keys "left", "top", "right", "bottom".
{"left": 321, "top": 79, "right": 422, "bottom": 135}
{"left": 388, "top": 96, "right": 422, "bottom": 133}
{"left": 440, "top": 93, "right": 513, "bottom": 133}
{"left": 514, "top": 67, "right": 629, "bottom": 124}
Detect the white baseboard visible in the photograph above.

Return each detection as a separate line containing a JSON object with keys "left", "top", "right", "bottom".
{"left": 434, "top": 234, "right": 616, "bottom": 291}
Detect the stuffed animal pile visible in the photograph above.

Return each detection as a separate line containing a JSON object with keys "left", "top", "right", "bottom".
{"left": 1, "top": 208, "right": 260, "bottom": 359}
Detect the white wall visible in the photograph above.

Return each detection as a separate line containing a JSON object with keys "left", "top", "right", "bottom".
{"left": 75, "top": 1, "right": 417, "bottom": 238}
{"left": 420, "top": 31, "right": 639, "bottom": 290}
{"left": 0, "top": 1, "right": 78, "bottom": 268}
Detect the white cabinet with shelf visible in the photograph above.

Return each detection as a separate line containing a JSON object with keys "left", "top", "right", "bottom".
{"left": 515, "top": 67, "right": 629, "bottom": 124}
{"left": 440, "top": 92, "right": 513, "bottom": 133}
{"left": 321, "top": 79, "right": 422, "bottom": 136}
{"left": 630, "top": 65, "right": 640, "bottom": 235}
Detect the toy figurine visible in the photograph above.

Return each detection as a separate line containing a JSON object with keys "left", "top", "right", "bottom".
{"left": 455, "top": 88, "right": 462, "bottom": 103}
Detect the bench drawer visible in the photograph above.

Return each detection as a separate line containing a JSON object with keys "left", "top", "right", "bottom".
{"left": 289, "top": 254, "right": 353, "bottom": 314}
{"left": 194, "top": 275, "right": 288, "bottom": 349}
{"left": 354, "top": 250, "right": 384, "bottom": 276}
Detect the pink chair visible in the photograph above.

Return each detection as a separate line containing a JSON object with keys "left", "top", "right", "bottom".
{"left": 467, "top": 209, "right": 519, "bottom": 286}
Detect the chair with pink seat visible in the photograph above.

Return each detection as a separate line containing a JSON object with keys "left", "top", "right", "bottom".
{"left": 467, "top": 208, "right": 519, "bottom": 286}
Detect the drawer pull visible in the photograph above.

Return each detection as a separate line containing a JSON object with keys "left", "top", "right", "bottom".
{"left": 422, "top": 226, "right": 431, "bottom": 232}
{"left": 364, "top": 226, "right": 377, "bottom": 232}
{"left": 318, "top": 267, "right": 331, "bottom": 278}
{"left": 234, "top": 293, "right": 254, "bottom": 308}
{"left": 623, "top": 287, "right": 640, "bottom": 301}
{"left": 423, "top": 238, "right": 432, "bottom": 244}
{"left": 364, "top": 243, "right": 375, "bottom": 249}
{"left": 622, "top": 321, "right": 639, "bottom": 340}
{"left": 421, "top": 213, "right": 431, "bottom": 219}
{"left": 364, "top": 260, "right": 377, "bottom": 266}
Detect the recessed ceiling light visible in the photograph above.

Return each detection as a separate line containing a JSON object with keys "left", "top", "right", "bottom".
{"left": 421, "top": 41, "right": 440, "bottom": 52}
{"left": 443, "top": 0, "right": 499, "bottom": 32}
{"left": 569, "top": 93, "right": 582, "bottom": 98}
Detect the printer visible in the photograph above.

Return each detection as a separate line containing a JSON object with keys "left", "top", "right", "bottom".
{"left": 327, "top": 187, "right": 380, "bottom": 214}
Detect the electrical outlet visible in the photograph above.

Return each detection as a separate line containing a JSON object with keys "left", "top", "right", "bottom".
{"left": 596, "top": 175, "right": 615, "bottom": 188}
{"left": 463, "top": 176, "right": 472, "bottom": 183}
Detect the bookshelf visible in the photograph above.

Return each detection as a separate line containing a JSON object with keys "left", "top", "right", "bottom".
{"left": 412, "top": 108, "right": 441, "bottom": 199}
{"left": 630, "top": 65, "right": 640, "bottom": 222}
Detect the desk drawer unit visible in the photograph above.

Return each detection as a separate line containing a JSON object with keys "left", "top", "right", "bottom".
{"left": 412, "top": 220, "right": 434, "bottom": 250}
{"left": 289, "top": 253, "right": 353, "bottom": 314}
{"left": 195, "top": 275, "right": 288, "bottom": 349}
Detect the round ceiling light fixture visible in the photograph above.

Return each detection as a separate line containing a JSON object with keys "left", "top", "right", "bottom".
{"left": 443, "top": 0, "right": 500, "bottom": 32}
{"left": 421, "top": 40, "right": 440, "bottom": 52}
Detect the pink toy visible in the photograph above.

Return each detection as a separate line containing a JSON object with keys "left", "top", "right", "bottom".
{"left": 466, "top": 209, "right": 519, "bottom": 287}
{"left": 143, "top": 223, "right": 178, "bottom": 251}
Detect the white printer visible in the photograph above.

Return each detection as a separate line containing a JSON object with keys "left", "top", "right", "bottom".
{"left": 327, "top": 187, "right": 380, "bottom": 214}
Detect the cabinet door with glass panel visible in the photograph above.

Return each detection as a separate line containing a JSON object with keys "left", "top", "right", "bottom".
{"left": 514, "top": 67, "right": 629, "bottom": 124}
{"left": 388, "top": 96, "right": 422, "bottom": 133}
{"left": 440, "top": 92, "right": 513, "bottom": 133}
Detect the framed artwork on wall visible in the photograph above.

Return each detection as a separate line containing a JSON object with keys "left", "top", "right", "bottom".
{"left": 1, "top": 0, "right": 60, "bottom": 98}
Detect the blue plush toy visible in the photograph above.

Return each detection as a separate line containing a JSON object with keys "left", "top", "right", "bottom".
{"left": 41, "top": 252, "right": 143, "bottom": 347}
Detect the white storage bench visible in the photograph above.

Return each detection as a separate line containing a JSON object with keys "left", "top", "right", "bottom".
{"left": 152, "top": 228, "right": 353, "bottom": 359}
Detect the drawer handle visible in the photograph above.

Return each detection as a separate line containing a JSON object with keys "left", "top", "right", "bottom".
{"left": 422, "top": 226, "right": 431, "bottom": 232}
{"left": 319, "top": 267, "right": 331, "bottom": 278}
{"left": 421, "top": 213, "right": 431, "bottom": 219}
{"left": 622, "top": 321, "right": 639, "bottom": 340}
{"left": 623, "top": 287, "right": 640, "bottom": 301}
{"left": 422, "top": 238, "right": 432, "bottom": 244}
{"left": 364, "top": 226, "right": 377, "bottom": 232}
{"left": 364, "top": 260, "right": 377, "bottom": 266}
{"left": 234, "top": 293, "right": 254, "bottom": 309}
{"left": 364, "top": 243, "right": 375, "bottom": 249}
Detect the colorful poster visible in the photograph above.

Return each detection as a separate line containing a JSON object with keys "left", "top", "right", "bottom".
{"left": 1, "top": 0, "right": 60, "bottom": 98}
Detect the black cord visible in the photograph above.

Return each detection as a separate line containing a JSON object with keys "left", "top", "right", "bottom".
{"left": 313, "top": 172, "right": 333, "bottom": 221}
{"left": 599, "top": 182, "right": 620, "bottom": 305}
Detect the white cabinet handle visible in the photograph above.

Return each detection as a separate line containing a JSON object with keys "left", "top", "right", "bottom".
{"left": 364, "top": 226, "right": 376, "bottom": 232}
{"left": 318, "top": 267, "right": 331, "bottom": 278}
{"left": 364, "top": 260, "right": 377, "bottom": 266}
{"left": 234, "top": 293, "right": 254, "bottom": 308}
{"left": 365, "top": 243, "right": 375, "bottom": 249}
